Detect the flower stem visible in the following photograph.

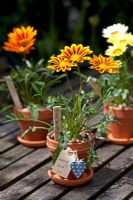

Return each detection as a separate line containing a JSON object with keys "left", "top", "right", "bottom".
{"left": 77, "top": 65, "right": 83, "bottom": 91}
{"left": 22, "top": 53, "right": 27, "bottom": 68}
{"left": 65, "top": 72, "right": 75, "bottom": 101}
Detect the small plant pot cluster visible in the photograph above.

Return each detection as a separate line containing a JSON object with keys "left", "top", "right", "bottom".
{"left": 1, "top": 23, "right": 133, "bottom": 186}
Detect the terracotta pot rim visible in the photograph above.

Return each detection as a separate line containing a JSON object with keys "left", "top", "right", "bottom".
{"left": 108, "top": 106, "right": 133, "bottom": 111}
{"left": 47, "top": 132, "right": 90, "bottom": 145}
{"left": 108, "top": 132, "right": 133, "bottom": 145}
{"left": 17, "top": 107, "right": 52, "bottom": 113}
{"left": 48, "top": 168, "right": 94, "bottom": 186}
{"left": 17, "top": 135, "right": 46, "bottom": 147}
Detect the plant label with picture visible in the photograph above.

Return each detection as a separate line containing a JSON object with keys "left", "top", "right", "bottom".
{"left": 71, "top": 160, "right": 87, "bottom": 179}
{"left": 52, "top": 147, "right": 78, "bottom": 178}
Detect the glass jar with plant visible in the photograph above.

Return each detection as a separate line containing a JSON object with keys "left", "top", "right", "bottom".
{"left": 45, "top": 44, "right": 120, "bottom": 186}
{"left": 3, "top": 26, "right": 64, "bottom": 147}
{"left": 98, "top": 23, "right": 133, "bottom": 144}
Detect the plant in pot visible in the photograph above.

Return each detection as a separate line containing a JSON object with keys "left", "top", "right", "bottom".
{"left": 3, "top": 25, "right": 64, "bottom": 147}
{"left": 97, "top": 23, "right": 133, "bottom": 144}
{"left": 45, "top": 44, "right": 121, "bottom": 186}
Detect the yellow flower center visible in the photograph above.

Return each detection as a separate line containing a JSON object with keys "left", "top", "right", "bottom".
{"left": 120, "top": 39, "right": 127, "bottom": 45}
{"left": 99, "top": 63, "right": 107, "bottom": 69}
{"left": 59, "top": 61, "right": 67, "bottom": 67}
{"left": 111, "top": 31, "right": 119, "bottom": 35}
{"left": 71, "top": 54, "right": 80, "bottom": 61}
{"left": 113, "top": 48, "right": 122, "bottom": 55}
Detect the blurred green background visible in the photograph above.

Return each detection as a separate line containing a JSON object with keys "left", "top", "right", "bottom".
{"left": 0, "top": 0, "right": 133, "bottom": 66}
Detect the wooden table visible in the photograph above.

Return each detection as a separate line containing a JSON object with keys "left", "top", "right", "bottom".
{"left": 0, "top": 75, "right": 133, "bottom": 200}
{"left": 0, "top": 120, "right": 133, "bottom": 200}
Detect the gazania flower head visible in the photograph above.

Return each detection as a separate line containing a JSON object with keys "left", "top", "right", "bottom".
{"left": 48, "top": 55, "right": 77, "bottom": 72}
{"left": 107, "top": 32, "right": 129, "bottom": 46}
{"left": 102, "top": 23, "right": 128, "bottom": 38}
{"left": 127, "top": 33, "right": 133, "bottom": 46}
{"left": 105, "top": 44, "right": 127, "bottom": 57}
{"left": 61, "top": 44, "right": 93, "bottom": 63}
{"left": 3, "top": 26, "right": 37, "bottom": 54}
{"left": 89, "top": 54, "right": 121, "bottom": 73}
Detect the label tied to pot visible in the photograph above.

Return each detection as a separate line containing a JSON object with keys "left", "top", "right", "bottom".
{"left": 53, "top": 106, "right": 61, "bottom": 141}
{"left": 4, "top": 75, "right": 23, "bottom": 109}
{"left": 52, "top": 147, "right": 78, "bottom": 178}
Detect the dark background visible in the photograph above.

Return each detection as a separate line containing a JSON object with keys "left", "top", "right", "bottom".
{"left": 0, "top": 0, "right": 133, "bottom": 67}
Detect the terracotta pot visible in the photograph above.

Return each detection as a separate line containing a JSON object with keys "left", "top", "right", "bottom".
{"left": 16, "top": 108, "right": 52, "bottom": 147}
{"left": 105, "top": 106, "right": 133, "bottom": 145}
{"left": 47, "top": 132, "right": 94, "bottom": 161}
{"left": 47, "top": 132, "right": 94, "bottom": 180}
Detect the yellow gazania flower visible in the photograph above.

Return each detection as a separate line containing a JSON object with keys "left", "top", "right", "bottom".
{"left": 48, "top": 55, "right": 77, "bottom": 72}
{"left": 127, "top": 33, "right": 133, "bottom": 46}
{"left": 107, "top": 32, "right": 129, "bottom": 46}
{"left": 61, "top": 44, "right": 93, "bottom": 63}
{"left": 89, "top": 54, "right": 121, "bottom": 73}
{"left": 105, "top": 44, "right": 127, "bottom": 57}
{"left": 3, "top": 26, "right": 37, "bottom": 54}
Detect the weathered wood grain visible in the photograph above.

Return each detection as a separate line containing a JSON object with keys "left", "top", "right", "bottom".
{"left": 128, "top": 195, "right": 133, "bottom": 200}
{"left": 59, "top": 147, "right": 133, "bottom": 200}
{"left": 19, "top": 143, "right": 127, "bottom": 200}
{"left": 0, "top": 145, "right": 34, "bottom": 170}
{"left": 0, "top": 122, "right": 19, "bottom": 138}
{"left": 0, "top": 161, "right": 52, "bottom": 200}
{"left": 0, "top": 130, "right": 19, "bottom": 153}
{"left": 24, "top": 181, "right": 68, "bottom": 200}
{"left": 97, "top": 169, "right": 133, "bottom": 200}
{"left": 93, "top": 143, "right": 125, "bottom": 169}
{"left": 0, "top": 148, "right": 51, "bottom": 190}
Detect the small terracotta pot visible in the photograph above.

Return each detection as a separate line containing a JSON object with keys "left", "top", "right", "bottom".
{"left": 16, "top": 108, "right": 52, "bottom": 147}
{"left": 47, "top": 132, "right": 94, "bottom": 180}
{"left": 105, "top": 106, "right": 133, "bottom": 144}
{"left": 47, "top": 132, "right": 94, "bottom": 161}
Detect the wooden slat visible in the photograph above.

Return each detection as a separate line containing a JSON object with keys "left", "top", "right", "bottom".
{"left": 97, "top": 169, "right": 133, "bottom": 200}
{"left": 0, "top": 148, "right": 51, "bottom": 190}
{"left": 59, "top": 147, "right": 133, "bottom": 200}
{"left": 93, "top": 143, "right": 125, "bottom": 168}
{"left": 129, "top": 195, "right": 133, "bottom": 200}
{"left": 0, "top": 130, "right": 19, "bottom": 153}
{"left": 18, "top": 143, "right": 126, "bottom": 200}
{"left": 0, "top": 161, "right": 52, "bottom": 200}
{"left": 0, "top": 122, "right": 19, "bottom": 138}
{"left": 0, "top": 145, "right": 34, "bottom": 170}
{"left": 24, "top": 181, "right": 68, "bottom": 200}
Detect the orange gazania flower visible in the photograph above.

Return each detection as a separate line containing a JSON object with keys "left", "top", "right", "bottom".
{"left": 89, "top": 54, "right": 121, "bottom": 73}
{"left": 3, "top": 26, "right": 37, "bottom": 54}
{"left": 48, "top": 55, "right": 77, "bottom": 72}
{"left": 61, "top": 44, "right": 93, "bottom": 63}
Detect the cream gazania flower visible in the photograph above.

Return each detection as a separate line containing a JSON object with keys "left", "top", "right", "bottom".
{"left": 127, "top": 33, "right": 133, "bottom": 46}
{"left": 107, "top": 32, "right": 129, "bottom": 46}
{"left": 105, "top": 44, "right": 127, "bottom": 57}
{"left": 102, "top": 23, "right": 128, "bottom": 38}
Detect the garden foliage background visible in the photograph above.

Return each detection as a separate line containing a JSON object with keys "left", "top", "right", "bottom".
{"left": 0, "top": 0, "right": 133, "bottom": 66}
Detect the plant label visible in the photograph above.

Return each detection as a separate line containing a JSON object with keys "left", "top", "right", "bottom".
{"left": 4, "top": 75, "right": 23, "bottom": 109}
{"left": 52, "top": 147, "right": 78, "bottom": 178}
{"left": 53, "top": 106, "right": 61, "bottom": 141}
